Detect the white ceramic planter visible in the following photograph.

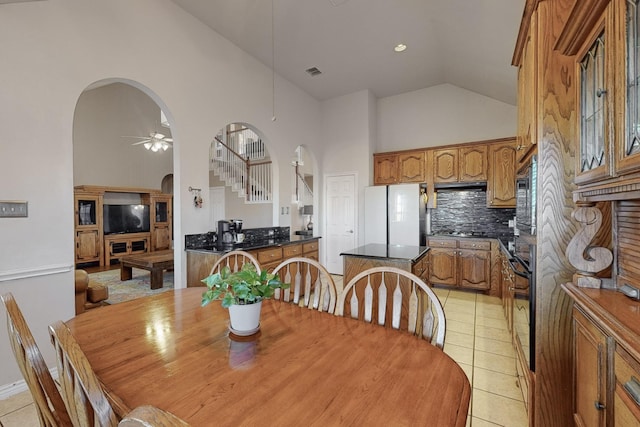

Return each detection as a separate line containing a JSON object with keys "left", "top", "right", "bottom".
{"left": 228, "top": 300, "right": 262, "bottom": 335}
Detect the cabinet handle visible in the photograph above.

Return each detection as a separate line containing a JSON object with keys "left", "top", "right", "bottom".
{"left": 623, "top": 376, "right": 640, "bottom": 406}
{"left": 596, "top": 88, "right": 607, "bottom": 98}
{"left": 594, "top": 401, "right": 605, "bottom": 411}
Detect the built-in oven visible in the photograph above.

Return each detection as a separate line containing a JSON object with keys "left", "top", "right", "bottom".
{"left": 516, "top": 155, "right": 537, "bottom": 236}
{"left": 507, "top": 243, "right": 536, "bottom": 372}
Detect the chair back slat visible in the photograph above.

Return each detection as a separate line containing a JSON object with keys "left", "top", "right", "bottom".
{"left": 336, "top": 267, "right": 446, "bottom": 349}
{"left": 408, "top": 284, "right": 418, "bottom": 334}
{"left": 303, "top": 268, "right": 312, "bottom": 307}
{"left": 1, "top": 293, "right": 72, "bottom": 427}
{"left": 377, "top": 276, "right": 387, "bottom": 326}
{"left": 293, "top": 265, "right": 302, "bottom": 303}
{"left": 272, "top": 257, "right": 337, "bottom": 313}
{"left": 49, "top": 320, "right": 120, "bottom": 427}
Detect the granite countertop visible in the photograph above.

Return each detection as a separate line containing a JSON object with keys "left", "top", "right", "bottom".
{"left": 186, "top": 235, "right": 320, "bottom": 254}
{"left": 340, "top": 244, "right": 429, "bottom": 262}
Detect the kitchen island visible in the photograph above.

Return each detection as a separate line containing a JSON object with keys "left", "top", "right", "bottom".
{"left": 340, "top": 244, "right": 430, "bottom": 285}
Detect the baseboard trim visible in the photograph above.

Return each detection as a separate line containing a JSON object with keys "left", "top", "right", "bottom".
{"left": 0, "top": 368, "right": 59, "bottom": 400}
{"left": 0, "top": 264, "right": 73, "bottom": 282}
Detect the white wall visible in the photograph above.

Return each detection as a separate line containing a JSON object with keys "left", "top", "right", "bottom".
{"left": 0, "top": 0, "right": 321, "bottom": 390}
{"left": 321, "top": 90, "right": 377, "bottom": 249}
{"left": 377, "top": 83, "right": 517, "bottom": 151}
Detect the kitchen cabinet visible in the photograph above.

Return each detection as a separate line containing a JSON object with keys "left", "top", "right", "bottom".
{"left": 373, "top": 153, "right": 399, "bottom": 185}
{"left": 186, "top": 238, "right": 321, "bottom": 287}
{"left": 398, "top": 151, "right": 426, "bottom": 183}
{"left": 433, "top": 146, "right": 487, "bottom": 184}
{"left": 427, "top": 238, "right": 491, "bottom": 291}
{"left": 373, "top": 150, "right": 426, "bottom": 185}
{"left": 516, "top": 7, "right": 538, "bottom": 165}
{"left": 487, "top": 140, "right": 517, "bottom": 208}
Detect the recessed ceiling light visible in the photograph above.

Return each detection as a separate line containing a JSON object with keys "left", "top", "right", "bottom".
{"left": 394, "top": 44, "right": 407, "bottom": 53}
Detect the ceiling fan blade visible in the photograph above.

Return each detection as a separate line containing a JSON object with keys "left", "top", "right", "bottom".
{"left": 131, "top": 139, "right": 152, "bottom": 145}
{"left": 122, "top": 135, "right": 152, "bottom": 140}
{"left": 163, "top": 138, "right": 173, "bottom": 143}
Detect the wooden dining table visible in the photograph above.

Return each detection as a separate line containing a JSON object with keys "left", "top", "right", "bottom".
{"left": 65, "top": 288, "right": 470, "bottom": 426}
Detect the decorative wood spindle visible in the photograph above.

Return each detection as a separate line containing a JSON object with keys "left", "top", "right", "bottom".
{"left": 565, "top": 201, "right": 613, "bottom": 288}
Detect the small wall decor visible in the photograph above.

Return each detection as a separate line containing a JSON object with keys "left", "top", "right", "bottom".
{"left": 189, "top": 186, "right": 203, "bottom": 208}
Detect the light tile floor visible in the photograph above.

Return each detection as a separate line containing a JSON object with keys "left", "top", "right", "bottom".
{"left": 0, "top": 284, "right": 529, "bottom": 427}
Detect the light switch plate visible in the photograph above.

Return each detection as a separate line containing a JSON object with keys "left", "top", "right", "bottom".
{"left": 0, "top": 201, "right": 28, "bottom": 217}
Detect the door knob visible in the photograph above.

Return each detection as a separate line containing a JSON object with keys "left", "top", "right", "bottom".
{"left": 347, "top": 230, "right": 354, "bottom": 233}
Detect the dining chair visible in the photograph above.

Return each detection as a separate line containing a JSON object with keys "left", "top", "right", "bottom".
{"left": 335, "top": 267, "right": 446, "bottom": 348}
{"left": 49, "top": 320, "right": 120, "bottom": 426}
{"left": 1, "top": 293, "right": 72, "bottom": 427}
{"left": 117, "top": 405, "right": 190, "bottom": 427}
{"left": 272, "top": 257, "right": 337, "bottom": 313}
{"left": 49, "top": 320, "right": 191, "bottom": 427}
{"left": 209, "top": 250, "right": 261, "bottom": 276}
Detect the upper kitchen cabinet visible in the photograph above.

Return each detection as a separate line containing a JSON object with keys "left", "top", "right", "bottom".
{"left": 398, "top": 151, "right": 427, "bottom": 183}
{"left": 373, "top": 153, "right": 399, "bottom": 185}
{"left": 373, "top": 149, "right": 427, "bottom": 185}
{"left": 487, "top": 140, "right": 517, "bottom": 208}
{"left": 433, "top": 146, "right": 487, "bottom": 183}
{"left": 516, "top": 8, "right": 538, "bottom": 165}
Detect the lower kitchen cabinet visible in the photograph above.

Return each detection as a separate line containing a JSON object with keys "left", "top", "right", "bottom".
{"left": 563, "top": 283, "right": 640, "bottom": 426}
{"left": 428, "top": 238, "right": 491, "bottom": 291}
{"left": 186, "top": 238, "right": 321, "bottom": 287}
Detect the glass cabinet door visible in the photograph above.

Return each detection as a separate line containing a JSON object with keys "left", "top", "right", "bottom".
{"left": 619, "top": 0, "right": 640, "bottom": 173}
{"left": 76, "top": 198, "right": 98, "bottom": 227}
{"left": 155, "top": 201, "right": 168, "bottom": 223}
{"left": 578, "top": 32, "right": 608, "bottom": 182}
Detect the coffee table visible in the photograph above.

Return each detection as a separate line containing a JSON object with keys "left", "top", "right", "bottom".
{"left": 120, "top": 250, "right": 174, "bottom": 290}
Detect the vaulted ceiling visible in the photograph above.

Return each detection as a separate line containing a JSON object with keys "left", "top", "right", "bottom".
{"left": 171, "top": 0, "right": 525, "bottom": 105}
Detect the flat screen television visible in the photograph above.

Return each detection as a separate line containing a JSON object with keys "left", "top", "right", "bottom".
{"left": 103, "top": 204, "right": 150, "bottom": 235}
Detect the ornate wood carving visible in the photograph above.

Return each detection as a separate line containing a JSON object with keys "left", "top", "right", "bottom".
{"left": 566, "top": 202, "right": 614, "bottom": 288}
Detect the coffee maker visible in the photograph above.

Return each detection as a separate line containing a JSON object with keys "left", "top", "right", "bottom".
{"left": 230, "top": 219, "right": 243, "bottom": 243}
{"left": 217, "top": 220, "right": 234, "bottom": 246}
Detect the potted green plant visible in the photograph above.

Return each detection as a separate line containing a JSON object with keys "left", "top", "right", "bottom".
{"left": 201, "top": 263, "right": 289, "bottom": 335}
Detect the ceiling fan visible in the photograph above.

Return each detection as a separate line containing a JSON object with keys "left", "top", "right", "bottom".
{"left": 124, "top": 132, "right": 173, "bottom": 152}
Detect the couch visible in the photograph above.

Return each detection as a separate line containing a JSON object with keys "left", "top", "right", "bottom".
{"left": 74, "top": 269, "right": 109, "bottom": 315}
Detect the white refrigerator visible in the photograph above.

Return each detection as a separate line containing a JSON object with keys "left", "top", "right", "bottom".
{"left": 364, "top": 183, "right": 427, "bottom": 246}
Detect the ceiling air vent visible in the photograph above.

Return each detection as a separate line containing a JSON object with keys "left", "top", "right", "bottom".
{"left": 305, "top": 67, "right": 322, "bottom": 77}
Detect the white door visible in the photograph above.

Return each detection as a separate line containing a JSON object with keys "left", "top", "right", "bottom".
{"left": 209, "top": 187, "right": 225, "bottom": 229}
{"left": 325, "top": 173, "right": 357, "bottom": 275}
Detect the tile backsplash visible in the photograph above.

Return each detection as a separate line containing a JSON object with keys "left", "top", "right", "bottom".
{"left": 431, "top": 188, "right": 514, "bottom": 239}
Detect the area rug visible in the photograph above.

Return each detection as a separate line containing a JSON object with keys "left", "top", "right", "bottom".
{"left": 89, "top": 268, "right": 174, "bottom": 305}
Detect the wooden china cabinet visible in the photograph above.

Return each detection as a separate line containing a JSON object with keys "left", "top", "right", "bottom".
{"left": 556, "top": 0, "right": 640, "bottom": 426}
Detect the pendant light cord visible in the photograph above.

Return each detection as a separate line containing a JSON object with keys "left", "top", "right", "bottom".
{"left": 271, "top": 0, "right": 276, "bottom": 121}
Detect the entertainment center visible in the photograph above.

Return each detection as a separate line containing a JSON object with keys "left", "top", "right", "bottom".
{"left": 74, "top": 185, "right": 172, "bottom": 266}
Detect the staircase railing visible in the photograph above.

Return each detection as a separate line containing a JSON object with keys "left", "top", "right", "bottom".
{"left": 210, "top": 136, "right": 273, "bottom": 203}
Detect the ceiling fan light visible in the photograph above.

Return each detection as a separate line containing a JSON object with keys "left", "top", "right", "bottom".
{"left": 162, "top": 143, "right": 169, "bottom": 151}
{"left": 151, "top": 143, "right": 160, "bottom": 152}
{"left": 143, "top": 142, "right": 153, "bottom": 150}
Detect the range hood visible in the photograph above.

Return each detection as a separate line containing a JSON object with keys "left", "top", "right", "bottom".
{"left": 434, "top": 181, "right": 487, "bottom": 190}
